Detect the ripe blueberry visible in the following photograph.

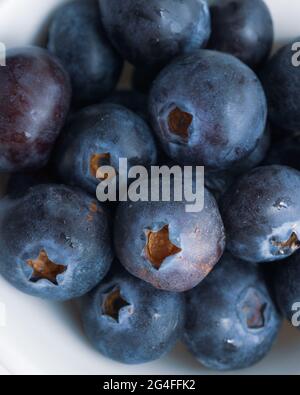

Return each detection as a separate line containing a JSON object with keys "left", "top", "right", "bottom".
{"left": 222, "top": 165, "right": 300, "bottom": 263}
{"left": 81, "top": 269, "right": 185, "bottom": 364}
{"left": 149, "top": 50, "right": 267, "bottom": 170}
{"left": 48, "top": 0, "right": 123, "bottom": 106}
{"left": 0, "top": 184, "right": 113, "bottom": 301}
{"left": 114, "top": 188, "right": 225, "bottom": 292}
{"left": 184, "top": 252, "right": 281, "bottom": 371}
{"left": 52, "top": 103, "right": 158, "bottom": 195}
{"left": 99, "top": 0, "right": 211, "bottom": 70}
{"left": 261, "top": 37, "right": 300, "bottom": 133}
{"left": 209, "top": 0, "right": 273, "bottom": 69}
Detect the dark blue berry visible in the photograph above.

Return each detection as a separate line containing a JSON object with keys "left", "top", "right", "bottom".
{"left": 209, "top": 0, "right": 273, "bottom": 69}
{"left": 222, "top": 165, "right": 300, "bottom": 263}
{"left": 149, "top": 50, "right": 267, "bottom": 170}
{"left": 52, "top": 103, "right": 158, "bottom": 195}
{"left": 48, "top": 0, "right": 123, "bottom": 106}
{"left": 184, "top": 252, "right": 281, "bottom": 371}
{"left": 81, "top": 269, "right": 185, "bottom": 364}
{"left": 260, "top": 38, "right": 300, "bottom": 133}
{"left": 0, "top": 184, "right": 113, "bottom": 301}
{"left": 99, "top": 0, "right": 211, "bottom": 70}
{"left": 114, "top": 188, "right": 225, "bottom": 292}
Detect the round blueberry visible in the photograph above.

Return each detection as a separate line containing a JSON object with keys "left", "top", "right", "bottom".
{"left": 0, "top": 184, "right": 114, "bottom": 301}
{"left": 149, "top": 50, "right": 267, "bottom": 170}
{"left": 48, "top": 0, "right": 123, "bottom": 106}
{"left": 0, "top": 46, "right": 71, "bottom": 172}
{"left": 222, "top": 165, "right": 300, "bottom": 263}
{"left": 81, "top": 269, "right": 185, "bottom": 364}
{"left": 260, "top": 38, "right": 300, "bottom": 133}
{"left": 99, "top": 0, "right": 211, "bottom": 70}
{"left": 114, "top": 188, "right": 225, "bottom": 292}
{"left": 52, "top": 103, "right": 158, "bottom": 195}
{"left": 184, "top": 252, "right": 282, "bottom": 371}
{"left": 209, "top": 0, "right": 274, "bottom": 69}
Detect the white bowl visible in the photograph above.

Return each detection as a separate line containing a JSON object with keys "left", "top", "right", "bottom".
{"left": 0, "top": 0, "right": 300, "bottom": 375}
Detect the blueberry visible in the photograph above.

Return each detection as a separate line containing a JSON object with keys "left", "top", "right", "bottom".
{"left": 273, "top": 251, "right": 300, "bottom": 328}
{"left": 52, "top": 103, "right": 157, "bottom": 195}
{"left": 99, "top": 0, "right": 211, "bottom": 70}
{"left": 0, "top": 184, "right": 113, "bottom": 301}
{"left": 0, "top": 47, "right": 71, "bottom": 172}
{"left": 48, "top": 0, "right": 123, "bottom": 106}
{"left": 222, "top": 165, "right": 300, "bottom": 263}
{"left": 209, "top": 0, "right": 273, "bottom": 69}
{"left": 260, "top": 38, "right": 300, "bottom": 133}
{"left": 81, "top": 269, "right": 185, "bottom": 364}
{"left": 149, "top": 50, "right": 267, "bottom": 170}
{"left": 184, "top": 252, "right": 281, "bottom": 371}
{"left": 114, "top": 188, "right": 225, "bottom": 292}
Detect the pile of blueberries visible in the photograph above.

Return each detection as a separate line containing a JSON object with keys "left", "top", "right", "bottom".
{"left": 1, "top": 0, "right": 300, "bottom": 371}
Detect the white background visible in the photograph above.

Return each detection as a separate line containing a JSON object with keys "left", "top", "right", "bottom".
{"left": 0, "top": 0, "right": 300, "bottom": 375}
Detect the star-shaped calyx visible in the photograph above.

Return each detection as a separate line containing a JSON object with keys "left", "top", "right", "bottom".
{"left": 144, "top": 225, "right": 182, "bottom": 270}
{"left": 102, "top": 287, "right": 131, "bottom": 323}
{"left": 168, "top": 107, "right": 193, "bottom": 141}
{"left": 271, "top": 232, "right": 300, "bottom": 256}
{"left": 27, "top": 250, "right": 67, "bottom": 285}
{"left": 240, "top": 288, "right": 267, "bottom": 330}
{"left": 90, "top": 152, "right": 111, "bottom": 179}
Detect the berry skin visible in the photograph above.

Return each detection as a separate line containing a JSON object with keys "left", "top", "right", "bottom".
{"left": 81, "top": 269, "right": 185, "bottom": 364}
{"left": 52, "top": 103, "right": 157, "bottom": 195}
{"left": 260, "top": 38, "right": 300, "bottom": 134}
{"left": 99, "top": 0, "right": 211, "bottom": 70}
{"left": 205, "top": 126, "right": 270, "bottom": 198}
{"left": 222, "top": 165, "right": 300, "bottom": 263}
{"left": 48, "top": 0, "right": 122, "bottom": 106}
{"left": 273, "top": 251, "right": 300, "bottom": 328}
{"left": 184, "top": 252, "right": 282, "bottom": 371}
{"left": 149, "top": 50, "right": 267, "bottom": 170}
{"left": 209, "top": 0, "right": 273, "bottom": 69}
{"left": 0, "top": 46, "right": 71, "bottom": 172}
{"left": 114, "top": 188, "right": 225, "bottom": 292}
{"left": 0, "top": 184, "right": 113, "bottom": 301}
